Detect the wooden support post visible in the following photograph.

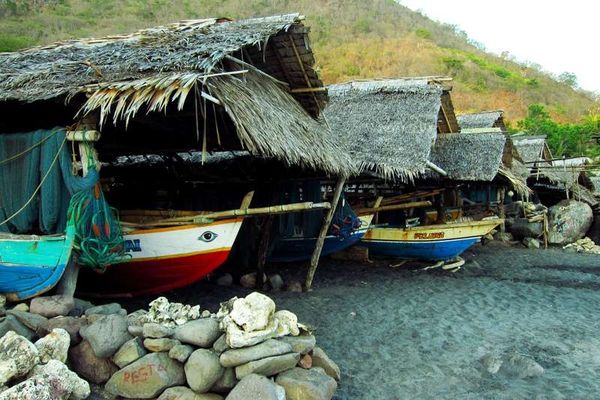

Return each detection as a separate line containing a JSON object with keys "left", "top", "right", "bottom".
{"left": 256, "top": 216, "right": 274, "bottom": 289}
{"left": 498, "top": 187, "right": 506, "bottom": 233}
{"left": 305, "top": 176, "right": 346, "bottom": 290}
{"left": 436, "top": 192, "right": 445, "bottom": 224}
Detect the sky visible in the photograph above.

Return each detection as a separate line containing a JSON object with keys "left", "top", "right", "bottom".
{"left": 399, "top": 0, "right": 600, "bottom": 93}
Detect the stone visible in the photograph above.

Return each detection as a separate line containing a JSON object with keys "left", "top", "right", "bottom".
{"left": 158, "top": 386, "right": 224, "bottom": 400}
{"left": 222, "top": 316, "right": 278, "bottom": 349}
{"left": 88, "top": 384, "right": 118, "bottom": 400}
{"left": 298, "top": 353, "right": 312, "bottom": 369}
{"left": 279, "top": 335, "right": 316, "bottom": 355}
{"left": 212, "top": 334, "right": 228, "bottom": 354}
{"left": 174, "top": 318, "right": 221, "bottom": 348}
{"left": 496, "top": 232, "right": 514, "bottom": 243}
{"left": 69, "top": 298, "right": 95, "bottom": 317}
{"left": 276, "top": 367, "right": 337, "bottom": 400}
{"left": 29, "top": 360, "right": 90, "bottom": 400}
{"left": 311, "top": 347, "right": 341, "bottom": 381}
{"left": 522, "top": 237, "right": 540, "bottom": 249}
{"left": 11, "top": 303, "right": 28, "bottom": 312}
{"left": 34, "top": 328, "right": 70, "bottom": 363}
{"left": 286, "top": 281, "right": 303, "bottom": 293}
{"left": 240, "top": 272, "right": 267, "bottom": 289}
{"left": 229, "top": 292, "right": 275, "bottom": 332}
{"left": 127, "top": 309, "right": 149, "bottom": 327}
{"left": 0, "top": 297, "right": 5, "bottom": 309}
{"left": 479, "top": 353, "right": 503, "bottom": 374}
{"left": 85, "top": 303, "right": 125, "bottom": 316}
{"left": 144, "top": 338, "right": 180, "bottom": 352}
{"left": 216, "top": 274, "right": 233, "bottom": 287}
{"left": 144, "top": 322, "right": 174, "bottom": 338}
{"left": 548, "top": 200, "right": 594, "bottom": 245}
{"left": 185, "top": 349, "right": 224, "bottom": 393}
{"left": 112, "top": 337, "right": 147, "bottom": 368}
{"left": 500, "top": 353, "right": 544, "bottom": 379}
{"left": 169, "top": 344, "right": 194, "bottom": 363}
{"left": 268, "top": 274, "right": 284, "bottom": 291}
{"left": 220, "top": 339, "right": 293, "bottom": 367}
{"left": 146, "top": 297, "right": 201, "bottom": 327}
{"left": 0, "top": 331, "right": 39, "bottom": 385}
{"left": 128, "top": 325, "right": 144, "bottom": 337}
{"left": 80, "top": 313, "right": 132, "bottom": 358}
{"left": 510, "top": 218, "right": 543, "bottom": 239}
{"left": 106, "top": 352, "right": 185, "bottom": 398}
{"left": 5, "top": 310, "right": 47, "bottom": 331}
{"left": 202, "top": 310, "right": 212, "bottom": 318}
{"left": 29, "top": 295, "right": 74, "bottom": 318}
{"left": 210, "top": 367, "right": 237, "bottom": 393}
{"left": 226, "top": 374, "right": 285, "bottom": 400}
{"left": 274, "top": 310, "right": 299, "bottom": 337}
{"left": 37, "top": 316, "right": 86, "bottom": 345}
{"left": 69, "top": 340, "right": 118, "bottom": 384}
{"left": 235, "top": 353, "right": 300, "bottom": 379}
{"left": 0, "top": 315, "right": 35, "bottom": 341}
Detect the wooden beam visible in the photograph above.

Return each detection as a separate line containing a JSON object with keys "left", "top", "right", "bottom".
{"left": 289, "top": 87, "right": 328, "bottom": 94}
{"left": 288, "top": 35, "right": 321, "bottom": 111}
{"left": 305, "top": 176, "right": 346, "bottom": 290}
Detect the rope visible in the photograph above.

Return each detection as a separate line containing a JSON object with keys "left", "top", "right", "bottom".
{"left": 0, "top": 130, "right": 60, "bottom": 166}
{"left": 0, "top": 135, "right": 67, "bottom": 227}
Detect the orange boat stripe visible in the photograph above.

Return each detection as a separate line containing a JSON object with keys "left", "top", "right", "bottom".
{"left": 127, "top": 218, "right": 242, "bottom": 235}
{"left": 125, "top": 246, "right": 232, "bottom": 263}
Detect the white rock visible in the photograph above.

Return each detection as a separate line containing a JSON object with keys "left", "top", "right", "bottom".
{"left": 146, "top": 297, "right": 201, "bottom": 327}
{"left": 0, "top": 331, "right": 39, "bottom": 386}
{"left": 274, "top": 310, "right": 299, "bottom": 337}
{"left": 229, "top": 292, "right": 275, "bottom": 332}
{"left": 222, "top": 316, "right": 279, "bottom": 349}
{"left": 34, "top": 328, "right": 70, "bottom": 363}
{"left": 28, "top": 360, "right": 90, "bottom": 400}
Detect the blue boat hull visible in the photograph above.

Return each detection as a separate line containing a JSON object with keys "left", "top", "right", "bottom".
{"left": 269, "top": 229, "right": 367, "bottom": 263}
{"left": 364, "top": 236, "right": 480, "bottom": 261}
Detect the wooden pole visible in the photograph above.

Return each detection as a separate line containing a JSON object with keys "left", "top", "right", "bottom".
{"left": 255, "top": 215, "right": 273, "bottom": 289}
{"left": 498, "top": 187, "right": 506, "bottom": 233}
{"left": 305, "top": 176, "right": 346, "bottom": 291}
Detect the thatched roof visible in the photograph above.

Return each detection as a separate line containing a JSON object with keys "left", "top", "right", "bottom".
{"left": 429, "top": 132, "right": 506, "bottom": 181}
{"left": 512, "top": 135, "right": 551, "bottom": 165}
{"left": 324, "top": 78, "right": 449, "bottom": 181}
{"left": 458, "top": 110, "right": 505, "bottom": 131}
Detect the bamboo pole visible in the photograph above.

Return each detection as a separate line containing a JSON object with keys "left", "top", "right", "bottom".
{"left": 498, "top": 187, "right": 506, "bottom": 233}
{"left": 355, "top": 200, "right": 432, "bottom": 215}
{"left": 305, "top": 176, "right": 346, "bottom": 291}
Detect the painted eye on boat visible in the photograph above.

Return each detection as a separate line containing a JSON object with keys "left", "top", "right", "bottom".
{"left": 199, "top": 231, "right": 218, "bottom": 242}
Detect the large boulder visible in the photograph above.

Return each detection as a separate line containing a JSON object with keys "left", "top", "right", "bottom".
{"left": 34, "top": 328, "right": 70, "bottom": 363}
{"left": 225, "top": 374, "right": 285, "bottom": 400}
{"left": 548, "top": 200, "right": 593, "bottom": 245}
{"left": 80, "top": 314, "right": 132, "bottom": 358}
{"left": 0, "top": 331, "right": 39, "bottom": 386}
{"left": 235, "top": 353, "right": 300, "bottom": 380}
{"left": 105, "top": 352, "right": 185, "bottom": 399}
{"left": 184, "top": 349, "right": 224, "bottom": 393}
{"left": 68, "top": 340, "right": 118, "bottom": 384}
{"left": 509, "top": 218, "right": 543, "bottom": 239}
{"left": 275, "top": 367, "right": 337, "bottom": 400}
{"left": 174, "top": 318, "right": 221, "bottom": 348}
{"left": 29, "top": 295, "right": 74, "bottom": 318}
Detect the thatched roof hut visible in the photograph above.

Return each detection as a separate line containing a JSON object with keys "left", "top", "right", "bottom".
{"left": 0, "top": 14, "right": 353, "bottom": 175}
{"left": 324, "top": 78, "right": 456, "bottom": 181}
{"left": 512, "top": 135, "right": 552, "bottom": 166}
{"left": 457, "top": 110, "right": 506, "bottom": 131}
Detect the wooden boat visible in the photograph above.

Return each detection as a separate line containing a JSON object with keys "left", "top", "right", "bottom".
{"left": 0, "top": 224, "right": 76, "bottom": 301}
{"left": 362, "top": 218, "right": 503, "bottom": 261}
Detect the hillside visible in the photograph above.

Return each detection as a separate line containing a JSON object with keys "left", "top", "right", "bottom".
{"left": 0, "top": 0, "right": 597, "bottom": 123}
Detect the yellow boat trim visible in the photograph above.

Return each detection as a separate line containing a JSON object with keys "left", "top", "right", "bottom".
{"left": 364, "top": 219, "right": 502, "bottom": 242}
{"left": 127, "top": 218, "right": 241, "bottom": 235}
{"left": 126, "top": 246, "right": 232, "bottom": 263}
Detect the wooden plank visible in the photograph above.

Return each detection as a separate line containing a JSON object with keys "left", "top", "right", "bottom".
{"left": 305, "top": 176, "right": 346, "bottom": 290}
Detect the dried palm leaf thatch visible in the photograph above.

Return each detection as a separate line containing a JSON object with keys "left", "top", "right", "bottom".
{"left": 325, "top": 79, "right": 445, "bottom": 182}
{"left": 457, "top": 110, "right": 504, "bottom": 130}
{"left": 429, "top": 132, "right": 506, "bottom": 181}
{"left": 498, "top": 164, "right": 532, "bottom": 198}
{"left": 512, "top": 135, "right": 549, "bottom": 165}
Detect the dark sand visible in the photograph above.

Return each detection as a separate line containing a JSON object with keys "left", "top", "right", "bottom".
{"left": 121, "top": 242, "right": 600, "bottom": 400}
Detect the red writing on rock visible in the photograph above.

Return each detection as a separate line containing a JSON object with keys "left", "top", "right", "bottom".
{"left": 123, "top": 364, "right": 167, "bottom": 384}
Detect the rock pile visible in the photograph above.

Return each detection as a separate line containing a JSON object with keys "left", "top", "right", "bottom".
{"left": 563, "top": 237, "right": 600, "bottom": 254}
{"left": 0, "top": 292, "right": 339, "bottom": 400}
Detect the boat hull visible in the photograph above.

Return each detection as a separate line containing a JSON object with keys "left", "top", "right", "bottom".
{"left": 268, "top": 228, "right": 367, "bottom": 263}
{"left": 362, "top": 219, "right": 502, "bottom": 261}
{"left": 78, "top": 218, "right": 243, "bottom": 297}
{"left": 0, "top": 226, "right": 75, "bottom": 301}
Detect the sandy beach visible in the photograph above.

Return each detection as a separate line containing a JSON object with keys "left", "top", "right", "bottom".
{"left": 121, "top": 243, "right": 600, "bottom": 399}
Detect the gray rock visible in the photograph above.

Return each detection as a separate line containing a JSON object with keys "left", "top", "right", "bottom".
{"left": 286, "top": 281, "right": 303, "bottom": 293}
{"left": 279, "top": 335, "right": 316, "bottom": 355}
{"left": 106, "top": 352, "right": 185, "bottom": 398}
{"left": 0, "top": 331, "right": 39, "bottom": 386}
{"left": 69, "top": 298, "right": 95, "bottom": 317}
{"left": 29, "top": 360, "right": 90, "bottom": 400}
{"left": 169, "top": 344, "right": 194, "bottom": 363}
{"left": 274, "top": 310, "right": 299, "bottom": 336}
{"left": 10, "top": 303, "right": 28, "bottom": 312}
{"left": 268, "top": 274, "right": 284, "bottom": 291}
{"left": 500, "top": 353, "right": 544, "bottom": 379}
{"left": 80, "top": 314, "right": 132, "bottom": 358}
{"left": 5, "top": 310, "right": 47, "bottom": 331}
{"left": 143, "top": 322, "right": 174, "bottom": 338}
{"left": 225, "top": 374, "right": 285, "bottom": 400}
{"left": 522, "top": 237, "right": 540, "bottom": 249}
{"left": 548, "top": 200, "right": 593, "bottom": 245}
{"left": 220, "top": 339, "right": 293, "bottom": 367}
{"left": 235, "top": 353, "right": 300, "bottom": 379}
{"left": 112, "top": 337, "right": 147, "bottom": 368}
{"left": 127, "top": 309, "right": 148, "bottom": 327}
{"left": 185, "top": 349, "right": 224, "bottom": 393}
{"left": 211, "top": 367, "right": 238, "bottom": 393}
{"left": 479, "top": 353, "right": 503, "bottom": 374}
{"left": 144, "top": 338, "right": 180, "bottom": 352}
{"left": 128, "top": 325, "right": 144, "bottom": 337}
{"left": 311, "top": 347, "right": 341, "bottom": 381}
{"left": 0, "top": 315, "right": 35, "bottom": 341}
{"left": 85, "top": 303, "right": 125, "bottom": 317}
{"left": 29, "top": 295, "right": 74, "bottom": 318}
{"left": 34, "top": 328, "right": 70, "bottom": 363}
{"left": 510, "top": 218, "right": 543, "bottom": 239}
{"left": 239, "top": 272, "right": 266, "bottom": 289}
{"left": 276, "top": 367, "right": 337, "bottom": 400}
{"left": 158, "top": 386, "right": 224, "bottom": 400}
{"left": 69, "top": 340, "right": 118, "bottom": 384}
{"left": 37, "top": 316, "right": 86, "bottom": 345}
{"left": 88, "top": 384, "right": 118, "bottom": 400}
{"left": 213, "top": 334, "right": 228, "bottom": 354}
{"left": 216, "top": 274, "right": 233, "bottom": 287}
{"left": 174, "top": 318, "right": 221, "bottom": 348}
